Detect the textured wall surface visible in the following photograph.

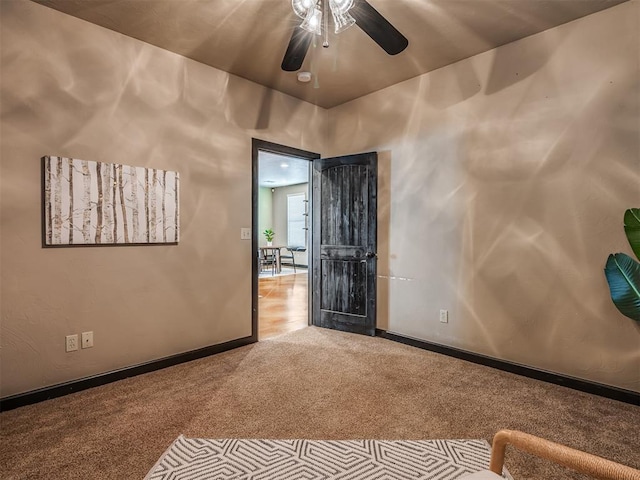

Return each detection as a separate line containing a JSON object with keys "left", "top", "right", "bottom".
{"left": 0, "top": 0, "right": 325, "bottom": 397}
{"left": 327, "top": 1, "right": 640, "bottom": 391}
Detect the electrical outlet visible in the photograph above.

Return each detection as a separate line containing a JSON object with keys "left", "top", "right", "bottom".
{"left": 439, "top": 309, "right": 449, "bottom": 323}
{"left": 240, "top": 228, "right": 251, "bottom": 240}
{"left": 65, "top": 334, "right": 79, "bottom": 352}
{"left": 81, "top": 331, "right": 94, "bottom": 349}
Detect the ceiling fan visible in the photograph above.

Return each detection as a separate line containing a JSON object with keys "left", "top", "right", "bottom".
{"left": 282, "top": 0, "right": 409, "bottom": 72}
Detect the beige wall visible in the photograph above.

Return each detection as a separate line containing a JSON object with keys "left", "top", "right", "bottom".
{"left": 327, "top": 1, "right": 640, "bottom": 391}
{"left": 0, "top": 0, "right": 326, "bottom": 397}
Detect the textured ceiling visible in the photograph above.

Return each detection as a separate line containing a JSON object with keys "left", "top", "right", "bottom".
{"left": 259, "top": 152, "right": 310, "bottom": 187}
{"left": 33, "top": 0, "right": 627, "bottom": 108}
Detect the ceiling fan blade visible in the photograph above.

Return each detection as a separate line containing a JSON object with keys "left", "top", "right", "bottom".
{"left": 351, "top": 0, "right": 408, "bottom": 55}
{"left": 281, "top": 28, "right": 313, "bottom": 71}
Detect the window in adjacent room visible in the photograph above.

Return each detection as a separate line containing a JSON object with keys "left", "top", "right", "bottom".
{"left": 287, "top": 193, "right": 306, "bottom": 247}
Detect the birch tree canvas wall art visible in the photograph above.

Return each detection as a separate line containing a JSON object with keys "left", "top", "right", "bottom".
{"left": 42, "top": 156, "right": 179, "bottom": 246}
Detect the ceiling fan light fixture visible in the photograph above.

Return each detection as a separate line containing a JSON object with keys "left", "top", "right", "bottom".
{"left": 293, "top": 0, "right": 355, "bottom": 36}
{"left": 331, "top": 8, "right": 355, "bottom": 34}
{"left": 283, "top": 0, "right": 408, "bottom": 73}
{"left": 300, "top": 5, "right": 322, "bottom": 35}
{"left": 330, "top": 0, "right": 354, "bottom": 15}
{"left": 292, "top": 0, "right": 316, "bottom": 18}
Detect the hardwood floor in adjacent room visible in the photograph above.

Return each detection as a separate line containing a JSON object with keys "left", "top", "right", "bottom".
{"left": 258, "top": 270, "right": 308, "bottom": 340}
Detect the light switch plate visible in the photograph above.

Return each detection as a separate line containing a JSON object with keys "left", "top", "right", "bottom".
{"left": 240, "top": 228, "right": 251, "bottom": 240}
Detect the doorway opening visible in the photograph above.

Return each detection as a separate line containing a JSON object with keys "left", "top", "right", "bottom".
{"left": 251, "top": 139, "right": 320, "bottom": 341}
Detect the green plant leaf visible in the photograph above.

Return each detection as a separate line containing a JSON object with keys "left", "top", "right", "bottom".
{"left": 263, "top": 229, "right": 274, "bottom": 241}
{"left": 624, "top": 208, "right": 640, "bottom": 260}
{"left": 604, "top": 253, "right": 640, "bottom": 322}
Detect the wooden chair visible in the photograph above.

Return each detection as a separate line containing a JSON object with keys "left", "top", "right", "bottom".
{"left": 461, "top": 430, "right": 640, "bottom": 480}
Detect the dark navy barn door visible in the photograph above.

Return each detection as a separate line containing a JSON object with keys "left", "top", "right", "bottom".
{"left": 312, "top": 152, "right": 377, "bottom": 336}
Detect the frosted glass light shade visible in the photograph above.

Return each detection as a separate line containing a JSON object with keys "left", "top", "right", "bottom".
{"left": 330, "top": 7, "right": 355, "bottom": 33}
{"left": 292, "top": 0, "right": 317, "bottom": 19}
{"left": 330, "top": 0, "right": 354, "bottom": 14}
{"left": 300, "top": 5, "right": 322, "bottom": 35}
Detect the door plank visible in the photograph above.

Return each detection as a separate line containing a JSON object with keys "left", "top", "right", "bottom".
{"left": 320, "top": 260, "right": 367, "bottom": 316}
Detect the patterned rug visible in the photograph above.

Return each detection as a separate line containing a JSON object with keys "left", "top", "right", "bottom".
{"left": 145, "top": 436, "right": 512, "bottom": 479}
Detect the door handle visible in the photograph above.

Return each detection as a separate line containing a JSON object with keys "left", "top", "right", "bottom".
{"left": 360, "top": 252, "right": 377, "bottom": 263}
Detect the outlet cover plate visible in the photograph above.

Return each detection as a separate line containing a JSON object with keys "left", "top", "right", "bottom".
{"left": 439, "top": 309, "right": 448, "bottom": 323}
{"left": 65, "top": 334, "right": 79, "bottom": 352}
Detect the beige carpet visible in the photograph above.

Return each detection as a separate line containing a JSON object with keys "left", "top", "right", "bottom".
{"left": 0, "top": 327, "right": 638, "bottom": 479}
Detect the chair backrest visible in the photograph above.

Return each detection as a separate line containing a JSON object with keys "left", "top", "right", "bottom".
{"left": 489, "top": 430, "right": 640, "bottom": 480}
{"left": 258, "top": 249, "right": 273, "bottom": 260}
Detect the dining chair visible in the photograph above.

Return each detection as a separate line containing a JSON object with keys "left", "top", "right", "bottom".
{"left": 258, "top": 249, "right": 275, "bottom": 276}
{"left": 279, "top": 247, "right": 297, "bottom": 273}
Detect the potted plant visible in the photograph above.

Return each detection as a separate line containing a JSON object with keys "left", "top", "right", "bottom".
{"left": 263, "top": 229, "right": 275, "bottom": 246}
{"left": 604, "top": 208, "right": 640, "bottom": 321}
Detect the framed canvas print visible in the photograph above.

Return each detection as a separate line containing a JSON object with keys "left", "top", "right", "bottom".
{"left": 42, "top": 156, "right": 179, "bottom": 246}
